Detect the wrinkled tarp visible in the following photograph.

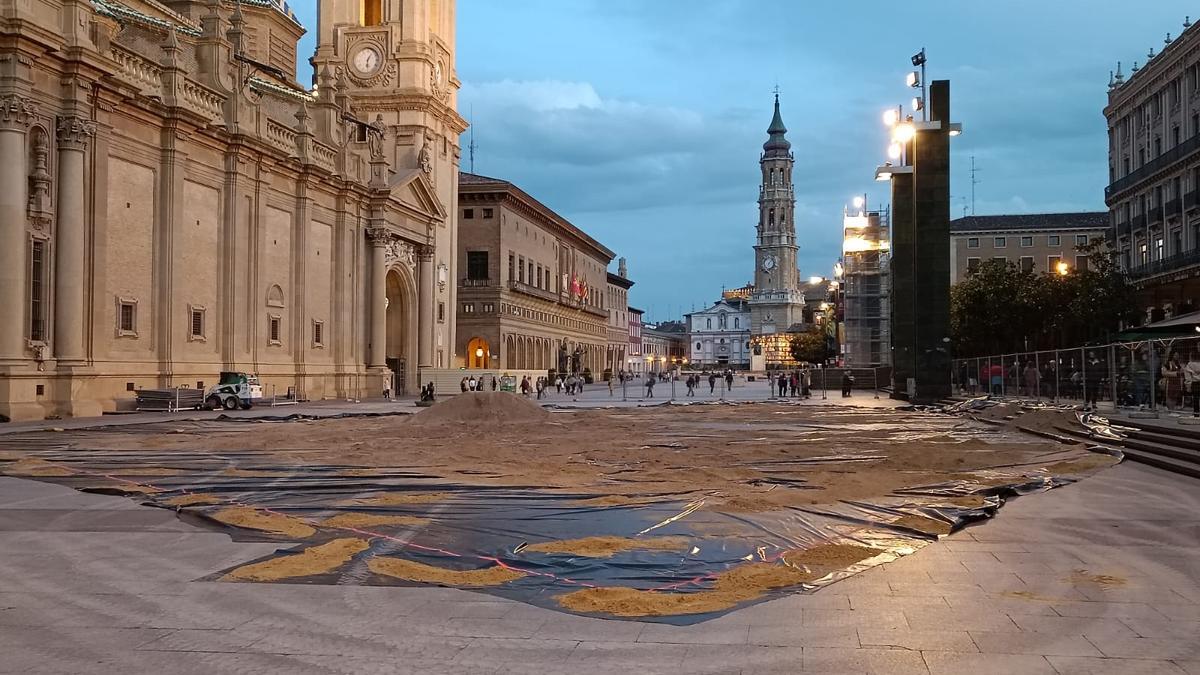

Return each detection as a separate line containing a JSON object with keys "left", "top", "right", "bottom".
{"left": 0, "top": 408, "right": 1121, "bottom": 625}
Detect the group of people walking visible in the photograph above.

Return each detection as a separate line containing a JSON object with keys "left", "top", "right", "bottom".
{"left": 774, "top": 370, "right": 812, "bottom": 398}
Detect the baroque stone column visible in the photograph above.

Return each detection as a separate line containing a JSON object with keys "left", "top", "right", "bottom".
{"left": 54, "top": 115, "right": 95, "bottom": 364}
{"left": 417, "top": 245, "right": 434, "bottom": 368}
{"left": 367, "top": 227, "right": 390, "bottom": 369}
{"left": 0, "top": 94, "right": 36, "bottom": 362}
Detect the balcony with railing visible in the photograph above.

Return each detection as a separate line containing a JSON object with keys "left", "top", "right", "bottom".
{"left": 1106, "top": 132, "right": 1200, "bottom": 201}
{"left": 1166, "top": 198, "right": 1182, "bottom": 219}
{"left": 1187, "top": 191, "right": 1199, "bottom": 212}
{"left": 1149, "top": 206, "right": 1164, "bottom": 224}
{"left": 507, "top": 279, "right": 558, "bottom": 303}
{"left": 1127, "top": 247, "right": 1200, "bottom": 281}
{"left": 460, "top": 278, "right": 492, "bottom": 288}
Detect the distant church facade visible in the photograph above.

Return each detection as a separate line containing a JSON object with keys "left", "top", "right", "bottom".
{"left": 0, "top": 0, "right": 466, "bottom": 421}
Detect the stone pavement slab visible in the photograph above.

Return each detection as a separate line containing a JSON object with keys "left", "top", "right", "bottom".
{"left": 1, "top": 452, "right": 1199, "bottom": 674}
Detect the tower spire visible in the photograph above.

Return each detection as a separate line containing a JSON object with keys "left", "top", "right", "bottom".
{"left": 764, "top": 93, "right": 791, "bottom": 156}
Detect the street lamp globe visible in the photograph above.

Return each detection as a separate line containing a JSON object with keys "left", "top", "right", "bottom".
{"left": 852, "top": 196, "right": 865, "bottom": 210}
{"left": 882, "top": 108, "right": 900, "bottom": 127}
{"left": 475, "top": 347, "right": 484, "bottom": 358}
{"left": 1056, "top": 261, "right": 1071, "bottom": 276}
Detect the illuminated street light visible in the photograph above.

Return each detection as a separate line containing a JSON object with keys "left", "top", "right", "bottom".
{"left": 888, "top": 142, "right": 902, "bottom": 160}
{"left": 852, "top": 196, "right": 865, "bottom": 210}
{"left": 475, "top": 347, "right": 484, "bottom": 358}
{"left": 906, "top": 71, "right": 920, "bottom": 88}
{"left": 892, "top": 122, "right": 916, "bottom": 144}
{"left": 1056, "top": 261, "right": 1071, "bottom": 276}
{"left": 912, "top": 97, "right": 924, "bottom": 112}
{"left": 883, "top": 108, "right": 900, "bottom": 127}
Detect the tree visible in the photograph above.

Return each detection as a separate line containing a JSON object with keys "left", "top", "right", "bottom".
{"left": 789, "top": 327, "right": 830, "bottom": 364}
{"left": 950, "top": 238, "right": 1138, "bottom": 358}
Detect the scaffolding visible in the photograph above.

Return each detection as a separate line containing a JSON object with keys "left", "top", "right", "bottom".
{"left": 842, "top": 209, "right": 892, "bottom": 367}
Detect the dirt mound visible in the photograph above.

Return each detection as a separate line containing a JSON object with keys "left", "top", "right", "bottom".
{"left": 409, "top": 392, "right": 549, "bottom": 427}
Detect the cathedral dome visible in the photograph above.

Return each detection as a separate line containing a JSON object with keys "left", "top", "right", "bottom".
{"left": 763, "top": 94, "right": 791, "bottom": 157}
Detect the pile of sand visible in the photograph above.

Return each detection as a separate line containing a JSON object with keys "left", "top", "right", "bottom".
{"left": 408, "top": 392, "right": 549, "bottom": 427}
{"left": 210, "top": 506, "right": 317, "bottom": 538}
{"left": 337, "top": 492, "right": 449, "bottom": 507}
{"left": 892, "top": 514, "right": 954, "bottom": 536}
{"left": 164, "top": 493, "right": 225, "bottom": 507}
{"left": 223, "top": 538, "right": 370, "bottom": 582}
{"left": 367, "top": 557, "right": 526, "bottom": 586}
{"left": 524, "top": 536, "right": 688, "bottom": 558}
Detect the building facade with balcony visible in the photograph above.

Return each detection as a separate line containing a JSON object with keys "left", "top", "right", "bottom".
{"left": 642, "top": 322, "right": 687, "bottom": 374}
{"left": 455, "top": 172, "right": 616, "bottom": 377}
{"left": 950, "top": 213, "right": 1109, "bottom": 284}
{"left": 1106, "top": 19, "right": 1200, "bottom": 320}
{"left": 627, "top": 307, "right": 644, "bottom": 375}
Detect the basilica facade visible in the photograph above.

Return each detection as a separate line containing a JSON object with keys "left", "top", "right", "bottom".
{"left": 0, "top": 0, "right": 465, "bottom": 421}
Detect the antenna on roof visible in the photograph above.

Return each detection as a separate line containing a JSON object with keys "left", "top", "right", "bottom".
{"left": 970, "top": 156, "right": 981, "bottom": 215}
{"left": 468, "top": 105, "right": 478, "bottom": 175}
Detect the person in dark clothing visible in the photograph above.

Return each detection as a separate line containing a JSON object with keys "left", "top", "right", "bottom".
{"left": 1084, "top": 351, "right": 1105, "bottom": 411}
{"left": 708, "top": 373, "right": 717, "bottom": 394}
{"left": 841, "top": 371, "right": 854, "bottom": 397}
{"left": 725, "top": 371, "right": 734, "bottom": 391}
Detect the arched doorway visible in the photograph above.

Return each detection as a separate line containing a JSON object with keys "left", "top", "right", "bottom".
{"left": 385, "top": 269, "right": 416, "bottom": 395}
{"left": 467, "top": 337, "right": 491, "bottom": 369}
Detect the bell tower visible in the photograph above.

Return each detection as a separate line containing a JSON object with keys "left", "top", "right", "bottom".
{"left": 749, "top": 94, "right": 805, "bottom": 337}
{"left": 313, "top": 0, "right": 468, "bottom": 370}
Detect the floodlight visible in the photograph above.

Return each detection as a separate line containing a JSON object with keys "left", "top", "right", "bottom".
{"left": 893, "top": 122, "right": 916, "bottom": 144}
{"left": 883, "top": 108, "right": 899, "bottom": 127}
{"left": 906, "top": 71, "right": 920, "bottom": 88}
{"left": 911, "top": 49, "right": 926, "bottom": 67}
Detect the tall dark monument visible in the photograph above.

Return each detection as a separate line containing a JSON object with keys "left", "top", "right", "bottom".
{"left": 890, "top": 80, "right": 954, "bottom": 403}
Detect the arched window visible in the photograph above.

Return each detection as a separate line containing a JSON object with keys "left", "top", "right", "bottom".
{"left": 734, "top": 317, "right": 740, "bottom": 329}
{"left": 706, "top": 318, "right": 712, "bottom": 329}
{"left": 718, "top": 312, "right": 727, "bottom": 329}
{"left": 769, "top": 209, "right": 775, "bottom": 226}
{"left": 363, "top": 0, "right": 382, "bottom": 25}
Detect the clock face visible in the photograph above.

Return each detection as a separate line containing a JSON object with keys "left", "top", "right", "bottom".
{"left": 352, "top": 47, "right": 382, "bottom": 76}
{"left": 761, "top": 255, "right": 778, "bottom": 271}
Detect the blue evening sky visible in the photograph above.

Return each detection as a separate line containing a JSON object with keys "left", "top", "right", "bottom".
{"left": 293, "top": 1, "right": 1192, "bottom": 322}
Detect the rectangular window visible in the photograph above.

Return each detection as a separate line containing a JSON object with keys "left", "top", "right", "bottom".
{"left": 482, "top": 303, "right": 495, "bottom": 313}
{"left": 1020, "top": 236, "right": 1034, "bottom": 247}
{"left": 466, "top": 251, "right": 488, "bottom": 281}
{"left": 463, "top": 208, "right": 474, "bottom": 220}
{"left": 1020, "top": 256, "right": 1035, "bottom": 273}
{"left": 1047, "top": 235, "right": 1060, "bottom": 247}
{"left": 437, "top": 302, "right": 445, "bottom": 323}
{"left": 527, "top": 262, "right": 534, "bottom": 285}
{"left": 967, "top": 257, "right": 981, "bottom": 274}
{"left": 29, "top": 240, "right": 46, "bottom": 342}
{"left": 507, "top": 253, "right": 515, "bottom": 282}
{"left": 1075, "top": 234, "right": 1089, "bottom": 247}
{"left": 1048, "top": 255, "right": 1061, "bottom": 272}
{"left": 117, "top": 300, "right": 137, "bottom": 336}
{"left": 189, "top": 307, "right": 205, "bottom": 341}
{"left": 268, "top": 315, "right": 281, "bottom": 345}
{"left": 462, "top": 303, "right": 475, "bottom": 314}
{"left": 1076, "top": 255, "right": 1090, "bottom": 272}
{"left": 517, "top": 256, "right": 525, "bottom": 283}
{"left": 994, "top": 237, "right": 1006, "bottom": 248}
{"left": 966, "top": 237, "right": 979, "bottom": 249}
{"left": 482, "top": 208, "right": 494, "bottom": 218}
{"left": 312, "top": 320, "right": 324, "bottom": 347}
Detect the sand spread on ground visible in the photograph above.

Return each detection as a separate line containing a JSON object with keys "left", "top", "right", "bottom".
{"left": 4, "top": 458, "right": 74, "bottom": 477}
{"left": 1067, "top": 570, "right": 1127, "bottom": 587}
{"left": 1042, "top": 455, "right": 1120, "bottom": 475}
{"left": 892, "top": 514, "right": 954, "bottom": 535}
{"left": 211, "top": 506, "right": 317, "bottom": 538}
{"left": 321, "top": 513, "right": 430, "bottom": 529}
{"left": 524, "top": 536, "right": 689, "bottom": 558}
{"left": 409, "top": 391, "right": 549, "bottom": 427}
{"left": 559, "top": 561, "right": 819, "bottom": 617}
{"left": 367, "top": 557, "right": 526, "bottom": 586}
{"left": 781, "top": 543, "right": 883, "bottom": 569}
{"left": 337, "top": 492, "right": 449, "bottom": 507}
{"left": 108, "top": 467, "right": 182, "bottom": 476}
{"left": 222, "top": 538, "right": 370, "bottom": 582}
{"left": 942, "top": 496, "right": 989, "bottom": 508}
{"left": 164, "top": 493, "right": 226, "bottom": 507}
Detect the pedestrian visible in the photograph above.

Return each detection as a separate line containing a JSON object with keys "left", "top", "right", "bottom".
{"left": 686, "top": 374, "right": 696, "bottom": 397}
{"left": 382, "top": 379, "right": 392, "bottom": 401}
{"left": 468, "top": 375, "right": 477, "bottom": 392}
{"left": 520, "top": 376, "right": 531, "bottom": 397}
{"left": 778, "top": 372, "right": 788, "bottom": 398}
{"left": 989, "top": 362, "right": 1004, "bottom": 396}
{"left": 645, "top": 372, "right": 656, "bottom": 398}
{"left": 1084, "top": 351, "right": 1105, "bottom": 411}
{"left": 536, "top": 377, "right": 546, "bottom": 400}
{"left": 708, "top": 373, "right": 717, "bottom": 394}
{"left": 1186, "top": 353, "right": 1200, "bottom": 417}
{"left": 725, "top": 371, "right": 734, "bottom": 392}
{"left": 1163, "top": 356, "right": 1183, "bottom": 412}
{"left": 841, "top": 370, "right": 853, "bottom": 397}
{"left": 491, "top": 375, "right": 498, "bottom": 391}
{"left": 608, "top": 374, "right": 615, "bottom": 397}
{"left": 802, "top": 368, "right": 812, "bottom": 398}
{"left": 460, "top": 377, "right": 468, "bottom": 393}
{"left": 1023, "top": 362, "right": 1039, "bottom": 400}
{"left": 555, "top": 376, "right": 563, "bottom": 394}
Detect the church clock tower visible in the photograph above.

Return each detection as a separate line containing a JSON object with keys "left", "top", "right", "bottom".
{"left": 750, "top": 94, "right": 806, "bottom": 336}
{"left": 312, "top": 0, "right": 468, "bottom": 373}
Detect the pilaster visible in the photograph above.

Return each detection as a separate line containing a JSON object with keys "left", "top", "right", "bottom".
{"left": 0, "top": 93, "right": 37, "bottom": 366}
{"left": 53, "top": 113, "right": 95, "bottom": 365}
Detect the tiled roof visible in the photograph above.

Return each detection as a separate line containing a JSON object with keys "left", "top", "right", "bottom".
{"left": 950, "top": 212, "right": 1109, "bottom": 233}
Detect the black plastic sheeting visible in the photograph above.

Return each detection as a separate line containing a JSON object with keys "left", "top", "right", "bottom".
{"left": 0, "top": 407, "right": 1123, "bottom": 625}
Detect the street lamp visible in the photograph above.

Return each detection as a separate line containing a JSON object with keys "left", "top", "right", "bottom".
{"left": 1056, "top": 261, "right": 1071, "bottom": 276}
{"left": 892, "top": 122, "right": 916, "bottom": 144}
